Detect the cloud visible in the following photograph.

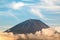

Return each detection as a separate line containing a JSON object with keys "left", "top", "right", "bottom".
{"left": 7, "top": 13, "right": 20, "bottom": 21}
{"left": 9, "top": 2, "right": 25, "bottom": 10}
{"left": 54, "top": 27, "right": 60, "bottom": 32}
{"left": 30, "top": 6, "right": 60, "bottom": 15}
{"left": 40, "top": 0, "right": 60, "bottom": 6}
{"left": 31, "top": 8, "right": 49, "bottom": 20}
{"left": 6, "top": 10, "right": 20, "bottom": 21}
{"left": 0, "top": 28, "right": 60, "bottom": 40}
{"left": 1, "top": 0, "right": 60, "bottom": 20}
{"left": 55, "top": 12, "right": 60, "bottom": 14}
{"left": 0, "top": 26, "right": 12, "bottom": 31}
{"left": 30, "top": 7, "right": 55, "bottom": 20}
{"left": 29, "top": 0, "right": 60, "bottom": 20}
{"left": 39, "top": 0, "right": 60, "bottom": 11}
{"left": 22, "top": 0, "right": 34, "bottom": 1}
{"left": 0, "top": 26, "right": 2, "bottom": 28}
{"left": 0, "top": 11, "right": 20, "bottom": 21}
{"left": 30, "top": 5, "right": 60, "bottom": 11}
{"left": 42, "top": 28, "right": 55, "bottom": 36}
{"left": 39, "top": 6, "right": 60, "bottom": 10}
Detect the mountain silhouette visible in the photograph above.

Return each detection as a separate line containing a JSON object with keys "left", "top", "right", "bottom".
{"left": 5, "top": 19, "right": 49, "bottom": 34}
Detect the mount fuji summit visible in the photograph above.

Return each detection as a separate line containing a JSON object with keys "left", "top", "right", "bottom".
{"left": 5, "top": 19, "right": 49, "bottom": 34}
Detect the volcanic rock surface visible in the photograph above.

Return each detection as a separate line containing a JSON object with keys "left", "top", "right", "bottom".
{"left": 5, "top": 19, "right": 49, "bottom": 34}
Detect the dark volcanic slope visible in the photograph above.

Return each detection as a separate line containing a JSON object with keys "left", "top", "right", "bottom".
{"left": 5, "top": 19, "right": 49, "bottom": 34}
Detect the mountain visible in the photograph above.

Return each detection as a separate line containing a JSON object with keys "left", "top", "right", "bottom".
{"left": 5, "top": 19, "right": 49, "bottom": 34}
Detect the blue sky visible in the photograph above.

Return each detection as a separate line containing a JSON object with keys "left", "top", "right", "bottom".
{"left": 0, "top": 0, "right": 60, "bottom": 31}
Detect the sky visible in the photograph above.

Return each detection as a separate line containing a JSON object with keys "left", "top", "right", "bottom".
{"left": 0, "top": 0, "right": 60, "bottom": 31}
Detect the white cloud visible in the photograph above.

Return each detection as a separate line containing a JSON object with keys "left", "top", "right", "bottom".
{"left": 7, "top": 10, "right": 20, "bottom": 21}
{"left": 29, "top": 0, "right": 60, "bottom": 20}
{"left": 30, "top": 6, "right": 56, "bottom": 20}
{"left": 0, "top": 26, "right": 12, "bottom": 31}
{"left": 54, "top": 27, "right": 60, "bottom": 32}
{"left": 2, "top": 0, "right": 59, "bottom": 20}
{"left": 0, "top": 11, "right": 20, "bottom": 21}
{"left": 40, "top": 0, "right": 60, "bottom": 6}
{"left": 31, "top": 8, "right": 49, "bottom": 20}
{"left": 9, "top": 2, "right": 25, "bottom": 10}
{"left": 42, "top": 28, "right": 55, "bottom": 36}
{"left": 56, "top": 12, "right": 60, "bottom": 14}
{"left": 42, "top": 6, "right": 60, "bottom": 11}
{"left": 0, "top": 26, "right": 2, "bottom": 28}
{"left": 0, "top": 28, "right": 60, "bottom": 40}
{"left": 39, "top": 0, "right": 60, "bottom": 11}
{"left": 22, "top": 0, "right": 34, "bottom": 1}
{"left": 30, "top": 5, "right": 60, "bottom": 11}
{"left": 7, "top": 13, "right": 20, "bottom": 21}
